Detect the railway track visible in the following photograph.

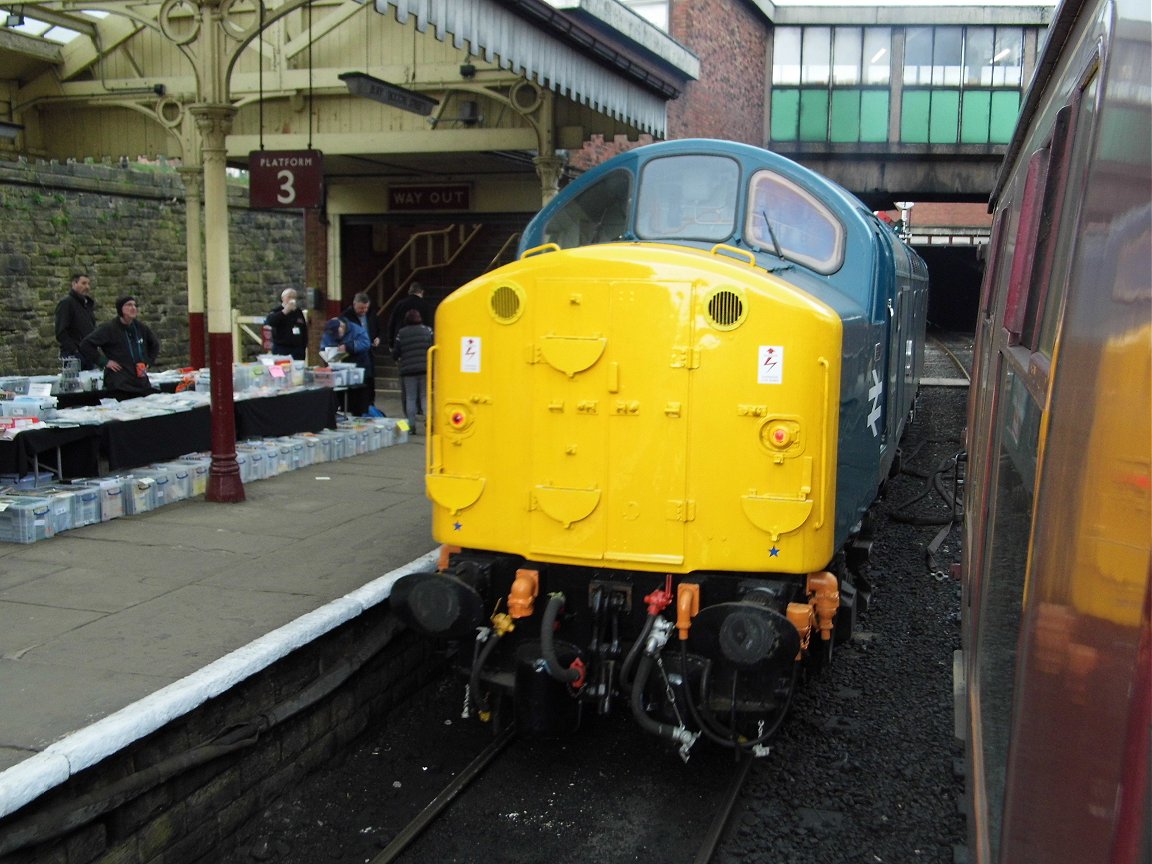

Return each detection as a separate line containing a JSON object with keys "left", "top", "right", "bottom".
{"left": 368, "top": 720, "right": 756, "bottom": 864}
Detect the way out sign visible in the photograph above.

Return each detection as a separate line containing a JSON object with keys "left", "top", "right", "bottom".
{"left": 249, "top": 150, "right": 324, "bottom": 209}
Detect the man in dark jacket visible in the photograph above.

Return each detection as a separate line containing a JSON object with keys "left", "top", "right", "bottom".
{"left": 341, "top": 292, "right": 380, "bottom": 413}
{"left": 55, "top": 272, "right": 98, "bottom": 369}
{"left": 391, "top": 308, "right": 434, "bottom": 434}
{"left": 265, "top": 288, "right": 308, "bottom": 360}
{"left": 79, "top": 295, "right": 161, "bottom": 398}
{"left": 386, "top": 282, "right": 432, "bottom": 347}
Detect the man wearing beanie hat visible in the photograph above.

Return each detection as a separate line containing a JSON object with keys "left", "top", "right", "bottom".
{"left": 320, "top": 315, "right": 372, "bottom": 415}
{"left": 79, "top": 295, "right": 161, "bottom": 398}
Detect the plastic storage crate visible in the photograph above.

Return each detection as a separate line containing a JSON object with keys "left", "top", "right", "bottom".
{"left": 0, "top": 487, "right": 74, "bottom": 534}
{"left": 151, "top": 462, "right": 193, "bottom": 501}
{"left": 120, "top": 476, "right": 158, "bottom": 515}
{"left": 179, "top": 455, "right": 211, "bottom": 496}
{"left": 0, "top": 496, "right": 55, "bottom": 543}
{"left": 129, "top": 468, "right": 175, "bottom": 507}
{"left": 297, "top": 434, "right": 325, "bottom": 464}
{"left": 71, "top": 477, "right": 124, "bottom": 521}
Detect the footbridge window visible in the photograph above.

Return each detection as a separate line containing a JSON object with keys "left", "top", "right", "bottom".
{"left": 901, "top": 26, "right": 1024, "bottom": 144}
{"left": 771, "top": 24, "right": 1029, "bottom": 146}
{"left": 772, "top": 26, "right": 891, "bottom": 143}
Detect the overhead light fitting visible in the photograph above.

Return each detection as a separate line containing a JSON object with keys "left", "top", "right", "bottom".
{"left": 0, "top": 120, "right": 24, "bottom": 140}
{"left": 4, "top": 13, "right": 24, "bottom": 27}
{"left": 338, "top": 72, "right": 439, "bottom": 117}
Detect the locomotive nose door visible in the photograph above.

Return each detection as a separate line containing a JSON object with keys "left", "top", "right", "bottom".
{"left": 526, "top": 273, "right": 690, "bottom": 568}
{"left": 602, "top": 279, "right": 692, "bottom": 567}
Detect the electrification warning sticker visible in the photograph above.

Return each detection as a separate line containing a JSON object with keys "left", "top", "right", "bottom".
{"left": 758, "top": 345, "right": 784, "bottom": 384}
{"left": 461, "top": 337, "right": 481, "bottom": 373}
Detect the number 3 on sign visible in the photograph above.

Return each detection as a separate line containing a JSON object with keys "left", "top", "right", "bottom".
{"left": 277, "top": 169, "right": 296, "bottom": 205}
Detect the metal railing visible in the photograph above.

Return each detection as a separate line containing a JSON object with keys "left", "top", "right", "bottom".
{"left": 367, "top": 224, "right": 483, "bottom": 317}
{"left": 484, "top": 231, "right": 521, "bottom": 272}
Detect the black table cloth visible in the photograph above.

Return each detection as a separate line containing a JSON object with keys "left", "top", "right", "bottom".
{"left": 1, "top": 387, "right": 339, "bottom": 479}
{"left": 234, "top": 388, "right": 337, "bottom": 439}
{"left": 100, "top": 406, "right": 212, "bottom": 470}
{"left": 0, "top": 425, "right": 102, "bottom": 479}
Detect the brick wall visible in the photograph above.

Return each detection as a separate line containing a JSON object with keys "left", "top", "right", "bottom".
{"left": 0, "top": 607, "right": 442, "bottom": 864}
{"left": 0, "top": 157, "right": 304, "bottom": 375}
{"left": 667, "top": 0, "right": 768, "bottom": 145}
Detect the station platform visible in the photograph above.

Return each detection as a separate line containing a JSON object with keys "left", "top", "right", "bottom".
{"left": 0, "top": 395, "right": 437, "bottom": 830}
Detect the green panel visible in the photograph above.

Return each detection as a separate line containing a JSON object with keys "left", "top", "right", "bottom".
{"left": 830, "top": 90, "right": 861, "bottom": 142}
{"left": 990, "top": 91, "right": 1022, "bottom": 143}
{"left": 901, "top": 90, "right": 931, "bottom": 143}
{"left": 799, "top": 90, "right": 830, "bottom": 141}
{"left": 771, "top": 89, "right": 800, "bottom": 142}
{"left": 961, "top": 90, "right": 992, "bottom": 143}
{"left": 929, "top": 90, "right": 960, "bottom": 143}
{"left": 860, "top": 90, "right": 889, "bottom": 142}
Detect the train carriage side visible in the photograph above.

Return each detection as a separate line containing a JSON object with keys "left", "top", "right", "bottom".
{"left": 958, "top": 0, "right": 1151, "bottom": 859}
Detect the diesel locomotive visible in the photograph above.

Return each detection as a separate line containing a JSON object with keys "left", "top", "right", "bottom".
{"left": 392, "top": 139, "right": 928, "bottom": 755}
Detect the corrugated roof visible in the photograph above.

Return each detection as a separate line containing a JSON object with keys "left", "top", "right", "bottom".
{"left": 372, "top": 0, "right": 697, "bottom": 137}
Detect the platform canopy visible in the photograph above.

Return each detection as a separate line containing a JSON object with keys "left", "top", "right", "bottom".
{"left": 0, "top": 0, "right": 698, "bottom": 178}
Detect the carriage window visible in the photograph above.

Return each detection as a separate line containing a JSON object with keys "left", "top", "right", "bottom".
{"left": 540, "top": 169, "right": 631, "bottom": 249}
{"left": 745, "top": 170, "right": 845, "bottom": 273}
{"left": 634, "top": 155, "right": 740, "bottom": 242}
{"left": 977, "top": 363, "right": 1039, "bottom": 864}
{"left": 1035, "top": 71, "right": 1097, "bottom": 356}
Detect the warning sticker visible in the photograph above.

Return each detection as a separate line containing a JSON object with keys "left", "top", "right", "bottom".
{"left": 758, "top": 345, "right": 784, "bottom": 384}
{"left": 461, "top": 337, "right": 481, "bottom": 373}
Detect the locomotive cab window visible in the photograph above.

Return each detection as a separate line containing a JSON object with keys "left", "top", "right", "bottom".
{"left": 541, "top": 168, "right": 632, "bottom": 248}
{"left": 635, "top": 155, "right": 740, "bottom": 242}
{"left": 745, "top": 170, "right": 846, "bottom": 273}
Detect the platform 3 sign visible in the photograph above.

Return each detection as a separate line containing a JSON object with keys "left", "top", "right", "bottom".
{"left": 249, "top": 150, "right": 324, "bottom": 209}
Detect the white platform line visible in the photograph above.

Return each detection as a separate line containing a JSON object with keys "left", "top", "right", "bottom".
{"left": 0, "top": 549, "right": 440, "bottom": 820}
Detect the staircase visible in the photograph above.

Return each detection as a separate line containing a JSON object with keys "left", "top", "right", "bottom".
{"left": 366, "top": 222, "right": 526, "bottom": 401}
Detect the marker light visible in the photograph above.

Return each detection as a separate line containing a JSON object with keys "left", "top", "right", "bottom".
{"left": 761, "top": 419, "right": 800, "bottom": 452}
{"left": 446, "top": 404, "right": 473, "bottom": 431}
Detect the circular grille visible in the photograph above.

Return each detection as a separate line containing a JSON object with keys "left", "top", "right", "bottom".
{"left": 490, "top": 284, "right": 523, "bottom": 323}
{"left": 707, "top": 288, "right": 746, "bottom": 329}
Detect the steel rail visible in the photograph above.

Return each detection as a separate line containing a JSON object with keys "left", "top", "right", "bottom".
{"left": 693, "top": 754, "right": 754, "bottom": 864}
{"left": 370, "top": 724, "right": 517, "bottom": 864}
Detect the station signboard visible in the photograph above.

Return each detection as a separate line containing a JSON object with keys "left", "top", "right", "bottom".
{"left": 388, "top": 184, "right": 471, "bottom": 212}
{"left": 249, "top": 150, "right": 324, "bottom": 209}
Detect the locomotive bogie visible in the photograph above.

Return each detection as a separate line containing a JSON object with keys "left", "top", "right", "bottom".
{"left": 392, "top": 550, "right": 833, "bottom": 745}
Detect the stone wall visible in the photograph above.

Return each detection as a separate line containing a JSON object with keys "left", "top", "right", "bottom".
{"left": 0, "top": 157, "right": 304, "bottom": 376}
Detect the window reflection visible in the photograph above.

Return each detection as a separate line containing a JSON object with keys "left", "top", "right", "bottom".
{"left": 745, "top": 170, "right": 845, "bottom": 273}
{"left": 541, "top": 169, "right": 632, "bottom": 249}
{"left": 978, "top": 363, "right": 1039, "bottom": 862}
{"left": 635, "top": 155, "right": 740, "bottom": 242}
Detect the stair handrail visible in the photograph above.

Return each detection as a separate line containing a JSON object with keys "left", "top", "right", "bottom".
{"left": 366, "top": 224, "right": 482, "bottom": 311}
{"left": 483, "top": 231, "right": 522, "bottom": 272}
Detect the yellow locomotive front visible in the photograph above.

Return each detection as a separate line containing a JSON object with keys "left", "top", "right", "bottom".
{"left": 426, "top": 242, "right": 843, "bottom": 577}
